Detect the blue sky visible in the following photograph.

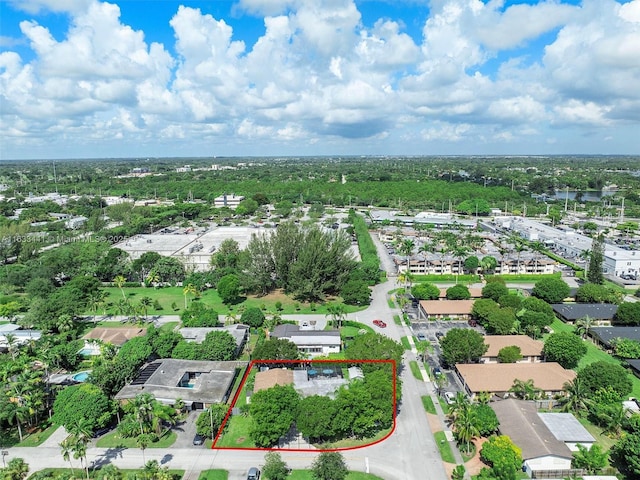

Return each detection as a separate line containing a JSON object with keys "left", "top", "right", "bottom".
{"left": 1, "top": 0, "right": 639, "bottom": 160}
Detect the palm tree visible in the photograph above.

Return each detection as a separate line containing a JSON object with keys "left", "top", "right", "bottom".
{"left": 325, "top": 302, "right": 347, "bottom": 329}
{"left": 89, "top": 290, "right": 107, "bottom": 322}
{"left": 56, "top": 314, "right": 75, "bottom": 334}
{"left": 145, "top": 270, "right": 160, "bottom": 288}
{"left": 115, "top": 298, "right": 131, "bottom": 319}
{"left": 398, "top": 239, "right": 415, "bottom": 281}
{"left": 183, "top": 283, "right": 197, "bottom": 309}
{"left": 475, "top": 391, "right": 492, "bottom": 405}
{"left": 140, "top": 297, "right": 153, "bottom": 320}
{"left": 575, "top": 315, "right": 595, "bottom": 339}
{"left": 128, "top": 393, "right": 155, "bottom": 435}
{"left": 4, "top": 332, "right": 19, "bottom": 360}
{"left": 69, "top": 418, "right": 93, "bottom": 480}
{"left": 579, "top": 249, "right": 591, "bottom": 279}
{"left": 434, "top": 375, "right": 448, "bottom": 397}
{"left": 59, "top": 436, "right": 77, "bottom": 477}
{"left": 136, "top": 433, "right": 154, "bottom": 465}
{"left": 509, "top": 378, "right": 542, "bottom": 400}
{"left": 447, "top": 392, "right": 471, "bottom": 423}
{"left": 559, "top": 378, "right": 590, "bottom": 417}
{"left": 451, "top": 403, "right": 479, "bottom": 454}
{"left": 113, "top": 275, "right": 127, "bottom": 299}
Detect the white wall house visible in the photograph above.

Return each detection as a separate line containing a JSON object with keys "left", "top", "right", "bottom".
{"left": 271, "top": 324, "right": 341, "bottom": 357}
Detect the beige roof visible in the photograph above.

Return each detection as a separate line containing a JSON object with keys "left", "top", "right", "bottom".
{"left": 254, "top": 368, "right": 294, "bottom": 393}
{"left": 456, "top": 362, "right": 575, "bottom": 393}
{"left": 420, "top": 300, "right": 474, "bottom": 315}
{"left": 83, "top": 327, "right": 146, "bottom": 346}
{"left": 483, "top": 335, "right": 544, "bottom": 357}
{"left": 438, "top": 288, "right": 483, "bottom": 298}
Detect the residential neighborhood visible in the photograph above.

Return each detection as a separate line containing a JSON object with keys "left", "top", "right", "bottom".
{"left": 1, "top": 157, "right": 640, "bottom": 480}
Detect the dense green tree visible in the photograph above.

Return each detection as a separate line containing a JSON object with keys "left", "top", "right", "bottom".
{"left": 131, "top": 252, "right": 162, "bottom": 283}
{"left": 153, "top": 256, "right": 185, "bottom": 284}
{"left": 262, "top": 452, "right": 290, "bottom": 480}
{"left": 614, "top": 302, "right": 640, "bottom": 325}
{"left": 587, "top": 234, "right": 605, "bottom": 284}
{"left": 295, "top": 395, "right": 336, "bottom": 442}
{"left": 576, "top": 283, "right": 619, "bottom": 304}
{"left": 463, "top": 256, "right": 480, "bottom": 273}
{"left": 440, "top": 328, "right": 488, "bottom": 366}
{"left": 1, "top": 458, "right": 29, "bottom": 480}
{"left": 610, "top": 337, "right": 640, "bottom": 359}
{"left": 518, "top": 311, "right": 553, "bottom": 339}
{"left": 446, "top": 284, "right": 471, "bottom": 300}
{"left": 411, "top": 282, "right": 440, "bottom": 300}
{"left": 241, "top": 307, "right": 266, "bottom": 328}
{"left": 497, "top": 294, "right": 522, "bottom": 311}
{"left": 472, "top": 298, "right": 501, "bottom": 325}
{"left": 211, "top": 239, "right": 242, "bottom": 271}
{"left": 252, "top": 338, "right": 300, "bottom": 361}
{"left": 340, "top": 279, "right": 371, "bottom": 305}
{"left": 249, "top": 384, "right": 300, "bottom": 447}
{"left": 498, "top": 346, "right": 522, "bottom": 363}
{"left": 195, "top": 404, "right": 228, "bottom": 439}
{"left": 559, "top": 377, "right": 590, "bottom": 416}
{"left": 486, "top": 308, "right": 516, "bottom": 335}
{"left": 473, "top": 404, "right": 499, "bottom": 436}
{"left": 217, "top": 274, "right": 241, "bottom": 304}
{"left": 311, "top": 452, "right": 348, "bottom": 480}
{"left": 199, "top": 330, "right": 238, "bottom": 360}
{"left": 509, "top": 379, "right": 543, "bottom": 400}
{"left": 542, "top": 332, "right": 586, "bottom": 368}
{"left": 482, "top": 282, "right": 509, "bottom": 302}
{"left": 611, "top": 432, "right": 640, "bottom": 479}
{"left": 480, "top": 435, "right": 522, "bottom": 480}
{"left": 532, "top": 277, "right": 570, "bottom": 304}
{"left": 180, "top": 302, "right": 220, "bottom": 327}
{"left": 577, "top": 361, "right": 633, "bottom": 399}
{"left": 52, "top": 384, "right": 114, "bottom": 433}
{"left": 343, "top": 332, "right": 403, "bottom": 373}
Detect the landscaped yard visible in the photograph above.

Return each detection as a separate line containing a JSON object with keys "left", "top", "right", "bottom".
{"left": 548, "top": 319, "right": 640, "bottom": 398}
{"left": 213, "top": 414, "right": 255, "bottom": 448}
{"left": 95, "top": 429, "right": 177, "bottom": 448}
{"left": 14, "top": 423, "right": 59, "bottom": 447}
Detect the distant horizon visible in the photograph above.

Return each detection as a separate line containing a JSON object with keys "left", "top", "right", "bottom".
{"left": 2, "top": 153, "right": 640, "bottom": 163}
{"left": 1, "top": 0, "right": 639, "bottom": 159}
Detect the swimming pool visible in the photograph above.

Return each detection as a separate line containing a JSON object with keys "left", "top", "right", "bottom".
{"left": 72, "top": 371, "right": 90, "bottom": 382}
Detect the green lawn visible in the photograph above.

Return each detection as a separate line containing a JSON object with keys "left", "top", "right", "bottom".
{"left": 289, "top": 471, "right": 385, "bottom": 480}
{"left": 577, "top": 417, "right": 617, "bottom": 453}
{"left": 312, "top": 427, "right": 392, "bottom": 450}
{"left": 159, "top": 321, "right": 179, "bottom": 331}
{"left": 96, "top": 286, "right": 365, "bottom": 316}
{"left": 409, "top": 360, "right": 423, "bottom": 380}
{"left": 548, "top": 319, "right": 640, "bottom": 398}
{"left": 95, "top": 429, "right": 177, "bottom": 448}
{"left": 393, "top": 314, "right": 402, "bottom": 326}
{"left": 434, "top": 430, "right": 455, "bottom": 463}
{"left": 421, "top": 395, "right": 436, "bottom": 414}
{"left": 16, "top": 423, "right": 59, "bottom": 447}
{"left": 400, "top": 336, "right": 412, "bottom": 350}
{"left": 214, "top": 414, "right": 255, "bottom": 448}
{"left": 197, "top": 470, "right": 228, "bottom": 480}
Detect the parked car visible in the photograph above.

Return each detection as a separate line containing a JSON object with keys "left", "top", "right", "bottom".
{"left": 416, "top": 333, "right": 426, "bottom": 341}
{"left": 433, "top": 367, "right": 442, "bottom": 377}
{"left": 435, "top": 331, "right": 444, "bottom": 340}
{"left": 192, "top": 434, "right": 205, "bottom": 446}
{"left": 373, "top": 319, "right": 387, "bottom": 328}
{"left": 247, "top": 467, "right": 261, "bottom": 480}
{"left": 444, "top": 392, "right": 455, "bottom": 404}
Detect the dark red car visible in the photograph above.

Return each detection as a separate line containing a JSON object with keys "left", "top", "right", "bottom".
{"left": 373, "top": 319, "right": 387, "bottom": 328}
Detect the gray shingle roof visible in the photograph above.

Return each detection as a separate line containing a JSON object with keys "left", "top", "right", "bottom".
{"left": 590, "top": 326, "right": 640, "bottom": 346}
{"left": 552, "top": 303, "right": 618, "bottom": 321}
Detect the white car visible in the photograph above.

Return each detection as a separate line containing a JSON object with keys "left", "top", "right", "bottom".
{"left": 444, "top": 392, "right": 456, "bottom": 405}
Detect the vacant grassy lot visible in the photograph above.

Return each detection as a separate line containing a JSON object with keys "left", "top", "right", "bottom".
{"left": 97, "top": 287, "right": 364, "bottom": 316}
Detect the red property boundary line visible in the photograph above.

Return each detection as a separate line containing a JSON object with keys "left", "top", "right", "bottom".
{"left": 211, "top": 358, "right": 397, "bottom": 452}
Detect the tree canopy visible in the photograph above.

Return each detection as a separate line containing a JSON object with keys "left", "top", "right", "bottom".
{"left": 52, "top": 383, "right": 115, "bottom": 433}
{"left": 542, "top": 332, "right": 587, "bottom": 369}
{"left": 532, "top": 277, "right": 570, "bottom": 304}
{"left": 440, "top": 328, "right": 488, "bottom": 366}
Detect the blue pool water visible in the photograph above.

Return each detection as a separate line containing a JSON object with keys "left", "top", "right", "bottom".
{"left": 78, "top": 347, "right": 95, "bottom": 356}
{"left": 72, "top": 371, "right": 90, "bottom": 382}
